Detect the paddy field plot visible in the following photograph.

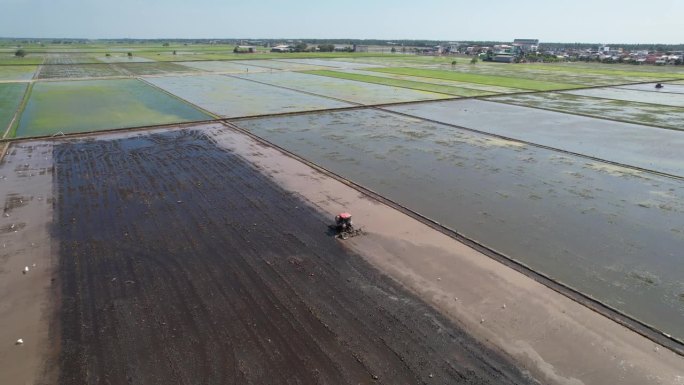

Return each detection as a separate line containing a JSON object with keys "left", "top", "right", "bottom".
{"left": 234, "top": 71, "right": 452, "bottom": 104}
{"left": 36, "top": 63, "right": 128, "bottom": 79}
{"left": 277, "top": 58, "right": 382, "bottom": 69}
{"left": 527, "top": 63, "right": 684, "bottom": 79}
{"left": 234, "top": 59, "right": 330, "bottom": 71}
{"left": 562, "top": 87, "right": 684, "bottom": 107}
{"left": 0, "top": 65, "right": 38, "bottom": 81}
{"left": 437, "top": 64, "right": 673, "bottom": 86}
{"left": 618, "top": 83, "right": 684, "bottom": 94}
{"left": 43, "top": 53, "right": 99, "bottom": 65}
{"left": 340, "top": 69, "right": 524, "bottom": 93}
{"left": 237, "top": 108, "right": 684, "bottom": 341}
{"left": 93, "top": 54, "right": 155, "bottom": 63}
{"left": 387, "top": 99, "right": 684, "bottom": 176}
{"left": 0, "top": 83, "right": 27, "bottom": 132}
{"left": 490, "top": 92, "right": 684, "bottom": 129}
{"left": 306, "top": 70, "right": 493, "bottom": 97}
{"left": 146, "top": 74, "right": 353, "bottom": 117}
{"left": 177, "top": 60, "right": 271, "bottom": 73}
{"left": 112, "top": 62, "right": 199, "bottom": 76}
{"left": 48, "top": 127, "right": 530, "bottom": 384}
{"left": 14, "top": 79, "right": 211, "bottom": 137}
{"left": 366, "top": 67, "right": 584, "bottom": 91}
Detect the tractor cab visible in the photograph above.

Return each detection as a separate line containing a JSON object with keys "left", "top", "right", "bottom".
{"left": 335, "top": 212, "right": 353, "bottom": 230}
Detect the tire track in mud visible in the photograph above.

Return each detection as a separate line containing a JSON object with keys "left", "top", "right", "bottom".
{"left": 53, "top": 129, "right": 535, "bottom": 385}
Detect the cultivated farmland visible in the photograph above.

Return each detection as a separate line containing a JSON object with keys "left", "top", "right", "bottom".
{"left": 0, "top": 83, "right": 27, "bottom": 133}
{"left": 15, "top": 79, "right": 211, "bottom": 137}
{"left": 2, "top": 46, "right": 684, "bottom": 385}
{"left": 52, "top": 127, "right": 534, "bottom": 384}
{"left": 146, "top": 74, "right": 353, "bottom": 117}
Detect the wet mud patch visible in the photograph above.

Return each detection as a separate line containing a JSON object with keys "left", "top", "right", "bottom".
{"left": 53, "top": 129, "right": 533, "bottom": 385}
{"left": 3, "top": 193, "right": 29, "bottom": 214}
{"left": 0, "top": 221, "right": 26, "bottom": 233}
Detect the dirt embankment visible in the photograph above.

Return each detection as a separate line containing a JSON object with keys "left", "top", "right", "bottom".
{"left": 53, "top": 129, "right": 535, "bottom": 384}
{"left": 0, "top": 142, "right": 57, "bottom": 385}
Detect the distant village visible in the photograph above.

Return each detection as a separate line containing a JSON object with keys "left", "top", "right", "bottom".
{"left": 235, "top": 38, "right": 683, "bottom": 65}
{"left": 449, "top": 39, "right": 683, "bottom": 65}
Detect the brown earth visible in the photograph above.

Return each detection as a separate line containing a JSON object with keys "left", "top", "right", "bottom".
{"left": 52, "top": 129, "right": 535, "bottom": 384}
{"left": 0, "top": 142, "right": 58, "bottom": 385}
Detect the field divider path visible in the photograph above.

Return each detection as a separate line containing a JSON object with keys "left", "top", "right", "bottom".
{"left": 221, "top": 120, "right": 684, "bottom": 357}
{"left": 375, "top": 105, "right": 684, "bottom": 180}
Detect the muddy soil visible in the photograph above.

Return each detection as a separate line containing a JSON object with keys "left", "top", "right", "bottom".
{"left": 53, "top": 129, "right": 534, "bottom": 385}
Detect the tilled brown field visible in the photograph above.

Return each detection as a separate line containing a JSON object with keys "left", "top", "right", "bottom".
{"left": 53, "top": 129, "right": 534, "bottom": 385}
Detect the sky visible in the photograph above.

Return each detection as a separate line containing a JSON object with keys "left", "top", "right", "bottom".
{"left": 1, "top": 0, "right": 683, "bottom": 44}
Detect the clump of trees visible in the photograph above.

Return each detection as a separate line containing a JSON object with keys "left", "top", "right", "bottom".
{"left": 293, "top": 43, "right": 308, "bottom": 52}
{"left": 14, "top": 49, "right": 26, "bottom": 58}
{"left": 127, "top": 52, "right": 133, "bottom": 57}
{"left": 470, "top": 56, "right": 478, "bottom": 64}
{"left": 317, "top": 44, "right": 335, "bottom": 52}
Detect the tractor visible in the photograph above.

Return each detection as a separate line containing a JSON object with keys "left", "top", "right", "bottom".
{"left": 332, "top": 212, "right": 363, "bottom": 240}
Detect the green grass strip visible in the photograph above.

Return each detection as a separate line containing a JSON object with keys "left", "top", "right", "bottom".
{"left": 304, "top": 70, "right": 494, "bottom": 97}
{"left": 367, "top": 67, "right": 585, "bottom": 91}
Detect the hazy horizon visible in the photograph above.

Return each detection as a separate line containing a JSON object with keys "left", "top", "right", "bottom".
{"left": 1, "top": 0, "right": 683, "bottom": 44}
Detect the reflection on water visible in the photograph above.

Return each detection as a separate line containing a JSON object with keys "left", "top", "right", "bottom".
{"left": 238, "top": 108, "right": 684, "bottom": 340}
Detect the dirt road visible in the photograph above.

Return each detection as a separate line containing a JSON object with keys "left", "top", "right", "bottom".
{"left": 53, "top": 129, "right": 534, "bottom": 384}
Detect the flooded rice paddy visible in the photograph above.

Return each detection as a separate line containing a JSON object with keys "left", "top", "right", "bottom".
{"left": 0, "top": 65, "right": 38, "bottom": 81}
{"left": 237, "top": 108, "right": 684, "bottom": 341}
{"left": 16, "top": 79, "right": 211, "bottom": 137}
{"left": 146, "top": 74, "right": 353, "bottom": 117}
{"left": 177, "top": 60, "right": 271, "bottom": 73}
{"left": 386, "top": 99, "right": 684, "bottom": 176}
{"left": 343, "top": 69, "right": 524, "bottom": 93}
{"left": 233, "top": 71, "right": 451, "bottom": 104}
{"left": 489, "top": 92, "right": 684, "bottom": 130}
{"left": 0, "top": 83, "right": 27, "bottom": 132}
{"left": 277, "top": 58, "right": 382, "bottom": 69}
{"left": 617, "top": 83, "right": 684, "bottom": 94}
{"left": 36, "top": 63, "right": 129, "bottom": 79}
{"left": 563, "top": 87, "right": 684, "bottom": 107}
{"left": 234, "top": 59, "right": 329, "bottom": 71}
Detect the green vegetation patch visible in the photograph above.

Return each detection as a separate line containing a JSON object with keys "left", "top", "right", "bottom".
{"left": 15, "top": 79, "right": 211, "bottom": 137}
{"left": 0, "top": 83, "right": 28, "bottom": 133}
{"left": 0, "top": 65, "right": 37, "bottom": 81}
{"left": 305, "top": 70, "right": 493, "bottom": 97}
{"left": 367, "top": 67, "right": 585, "bottom": 91}
{"left": 0, "top": 53, "right": 44, "bottom": 65}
